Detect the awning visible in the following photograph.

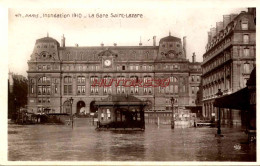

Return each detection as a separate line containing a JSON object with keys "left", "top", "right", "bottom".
{"left": 213, "top": 87, "right": 249, "bottom": 110}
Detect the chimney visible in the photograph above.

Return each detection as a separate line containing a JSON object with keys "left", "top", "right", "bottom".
{"left": 208, "top": 31, "right": 212, "bottom": 43}
{"left": 183, "top": 36, "right": 186, "bottom": 58}
{"left": 101, "top": 42, "right": 104, "bottom": 47}
{"left": 248, "top": 8, "right": 256, "bottom": 15}
{"left": 210, "top": 27, "right": 216, "bottom": 37}
{"left": 223, "top": 15, "right": 231, "bottom": 28}
{"left": 192, "top": 52, "right": 196, "bottom": 63}
{"left": 216, "top": 22, "right": 224, "bottom": 33}
{"left": 113, "top": 43, "right": 117, "bottom": 46}
{"left": 75, "top": 44, "right": 79, "bottom": 47}
{"left": 61, "top": 34, "right": 65, "bottom": 47}
{"left": 153, "top": 36, "right": 156, "bottom": 46}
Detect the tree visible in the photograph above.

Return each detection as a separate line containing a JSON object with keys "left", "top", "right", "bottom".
{"left": 8, "top": 74, "right": 28, "bottom": 120}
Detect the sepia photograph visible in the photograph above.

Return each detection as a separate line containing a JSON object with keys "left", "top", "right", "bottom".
{"left": 2, "top": 1, "right": 258, "bottom": 165}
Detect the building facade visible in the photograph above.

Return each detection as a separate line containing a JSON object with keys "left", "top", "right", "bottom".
{"left": 27, "top": 33, "right": 201, "bottom": 117}
{"left": 202, "top": 8, "right": 256, "bottom": 125}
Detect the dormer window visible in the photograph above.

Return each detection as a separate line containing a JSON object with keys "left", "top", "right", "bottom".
{"left": 241, "top": 21, "right": 248, "bottom": 30}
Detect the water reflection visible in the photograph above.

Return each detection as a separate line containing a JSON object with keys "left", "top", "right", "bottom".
{"left": 8, "top": 123, "right": 256, "bottom": 161}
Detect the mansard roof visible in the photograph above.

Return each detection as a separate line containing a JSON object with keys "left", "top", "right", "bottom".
{"left": 36, "top": 37, "right": 60, "bottom": 45}
{"left": 159, "top": 35, "right": 181, "bottom": 43}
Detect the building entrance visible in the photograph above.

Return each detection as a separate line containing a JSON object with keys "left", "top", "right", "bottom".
{"left": 77, "top": 101, "right": 86, "bottom": 115}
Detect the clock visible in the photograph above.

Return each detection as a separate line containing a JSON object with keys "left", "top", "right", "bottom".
{"left": 104, "top": 59, "right": 112, "bottom": 66}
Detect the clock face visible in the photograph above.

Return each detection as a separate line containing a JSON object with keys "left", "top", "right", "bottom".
{"left": 104, "top": 59, "right": 112, "bottom": 66}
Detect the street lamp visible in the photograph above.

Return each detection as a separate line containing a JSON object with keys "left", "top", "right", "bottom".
{"left": 216, "top": 89, "right": 223, "bottom": 136}
{"left": 69, "top": 97, "right": 74, "bottom": 128}
{"left": 170, "top": 97, "right": 175, "bottom": 129}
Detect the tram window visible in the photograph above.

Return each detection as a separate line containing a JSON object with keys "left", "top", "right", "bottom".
{"left": 137, "top": 113, "right": 141, "bottom": 121}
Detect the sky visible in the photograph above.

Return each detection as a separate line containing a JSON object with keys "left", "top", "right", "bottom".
{"left": 8, "top": 7, "right": 247, "bottom": 77}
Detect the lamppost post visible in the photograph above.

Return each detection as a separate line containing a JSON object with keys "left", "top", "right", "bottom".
{"left": 69, "top": 97, "right": 74, "bottom": 129}
{"left": 216, "top": 89, "right": 223, "bottom": 136}
{"left": 170, "top": 97, "right": 175, "bottom": 129}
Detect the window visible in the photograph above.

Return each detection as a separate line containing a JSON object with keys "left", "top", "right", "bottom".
{"left": 107, "top": 109, "right": 111, "bottom": 119}
{"left": 165, "top": 86, "right": 170, "bottom": 93}
{"left": 174, "top": 77, "right": 178, "bottom": 82}
{"left": 162, "top": 44, "right": 165, "bottom": 47}
{"left": 121, "top": 86, "right": 125, "bottom": 93}
{"left": 241, "top": 22, "right": 248, "bottom": 30}
{"left": 135, "top": 65, "right": 139, "bottom": 71}
{"left": 182, "top": 85, "right": 186, "bottom": 92}
{"left": 64, "top": 85, "right": 72, "bottom": 95}
{"left": 38, "top": 65, "right": 42, "bottom": 70}
{"left": 130, "top": 86, "right": 134, "bottom": 94}
{"left": 196, "top": 87, "right": 199, "bottom": 93}
{"left": 148, "top": 87, "right": 152, "bottom": 94}
{"left": 243, "top": 63, "right": 250, "bottom": 73}
{"left": 108, "top": 86, "right": 112, "bottom": 94}
{"left": 122, "top": 65, "right": 125, "bottom": 70}
{"left": 170, "top": 76, "right": 174, "bottom": 82}
{"left": 197, "top": 76, "right": 200, "bottom": 82}
{"left": 130, "top": 65, "right": 133, "bottom": 70}
{"left": 95, "top": 65, "right": 99, "bottom": 71}
{"left": 47, "top": 65, "right": 50, "bottom": 70}
{"left": 244, "top": 48, "right": 249, "bottom": 56}
{"left": 117, "top": 86, "right": 121, "bottom": 94}
{"left": 55, "top": 85, "right": 58, "bottom": 93}
{"left": 244, "top": 78, "right": 248, "bottom": 87}
{"left": 91, "top": 86, "right": 95, "bottom": 94}
{"left": 78, "top": 66, "right": 83, "bottom": 71}
{"left": 46, "top": 86, "right": 51, "bottom": 94}
{"left": 191, "top": 76, "right": 195, "bottom": 82}
{"left": 144, "top": 87, "right": 148, "bottom": 94}
{"left": 77, "top": 85, "right": 86, "bottom": 94}
{"left": 170, "top": 85, "right": 174, "bottom": 93}
{"left": 77, "top": 76, "right": 85, "bottom": 83}
{"left": 64, "top": 76, "right": 72, "bottom": 83}
{"left": 243, "top": 34, "right": 249, "bottom": 43}
{"left": 159, "top": 86, "right": 164, "bottom": 94}
{"left": 135, "top": 86, "right": 138, "bottom": 94}
{"left": 169, "top": 44, "right": 173, "bottom": 47}
{"left": 31, "top": 86, "right": 34, "bottom": 94}
{"left": 143, "top": 65, "right": 147, "bottom": 70}
{"left": 192, "top": 87, "right": 195, "bottom": 94}
{"left": 95, "top": 86, "right": 99, "bottom": 94}
{"left": 174, "top": 85, "right": 178, "bottom": 93}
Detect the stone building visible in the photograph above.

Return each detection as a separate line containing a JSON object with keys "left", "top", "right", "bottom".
{"left": 27, "top": 32, "right": 201, "bottom": 118}
{"left": 202, "top": 8, "right": 256, "bottom": 125}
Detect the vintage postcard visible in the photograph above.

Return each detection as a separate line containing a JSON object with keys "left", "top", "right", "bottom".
{"left": 1, "top": 0, "right": 258, "bottom": 165}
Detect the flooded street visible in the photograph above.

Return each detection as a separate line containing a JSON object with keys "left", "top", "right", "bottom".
{"left": 8, "top": 120, "right": 256, "bottom": 161}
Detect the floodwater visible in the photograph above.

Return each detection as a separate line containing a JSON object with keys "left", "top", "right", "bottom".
{"left": 8, "top": 120, "right": 256, "bottom": 161}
